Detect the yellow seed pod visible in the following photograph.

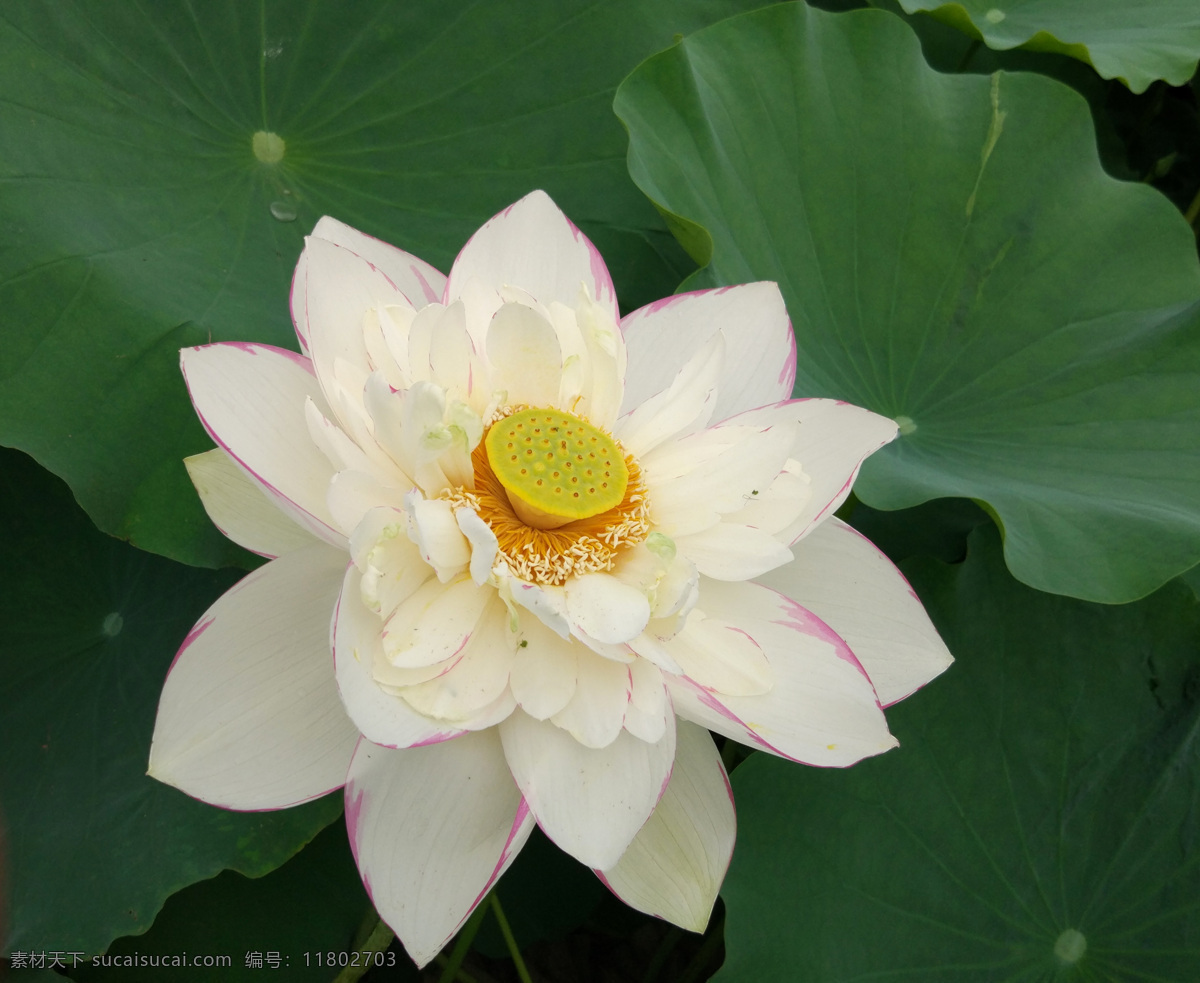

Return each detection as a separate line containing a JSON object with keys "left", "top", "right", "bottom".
{"left": 484, "top": 408, "right": 629, "bottom": 529}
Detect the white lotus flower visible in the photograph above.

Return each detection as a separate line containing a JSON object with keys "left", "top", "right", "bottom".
{"left": 149, "top": 191, "right": 952, "bottom": 966}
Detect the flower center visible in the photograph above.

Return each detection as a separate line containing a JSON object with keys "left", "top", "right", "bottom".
{"left": 484, "top": 407, "right": 629, "bottom": 530}
{"left": 443, "top": 407, "right": 649, "bottom": 586}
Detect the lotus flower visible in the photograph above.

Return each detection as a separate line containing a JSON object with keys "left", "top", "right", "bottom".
{"left": 149, "top": 191, "right": 951, "bottom": 965}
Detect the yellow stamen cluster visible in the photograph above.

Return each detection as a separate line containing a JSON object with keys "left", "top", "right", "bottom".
{"left": 445, "top": 408, "right": 649, "bottom": 586}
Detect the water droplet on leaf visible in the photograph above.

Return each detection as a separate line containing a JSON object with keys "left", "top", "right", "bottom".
{"left": 269, "top": 200, "right": 298, "bottom": 222}
{"left": 102, "top": 612, "right": 124, "bottom": 637}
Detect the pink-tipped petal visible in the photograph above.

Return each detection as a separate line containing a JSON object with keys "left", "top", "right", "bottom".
{"left": 446, "top": 191, "right": 618, "bottom": 322}
{"left": 149, "top": 543, "right": 358, "bottom": 809}
{"left": 345, "top": 732, "right": 534, "bottom": 968}
{"left": 499, "top": 707, "right": 676, "bottom": 870}
{"left": 184, "top": 448, "right": 320, "bottom": 558}
{"left": 181, "top": 343, "right": 344, "bottom": 546}
{"left": 334, "top": 566, "right": 466, "bottom": 749}
{"left": 620, "top": 283, "right": 793, "bottom": 422}
{"left": 309, "top": 215, "right": 446, "bottom": 307}
{"left": 599, "top": 721, "right": 734, "bottom": 932}
{"left": 664, "top": 580, "right": 896, "bottom": 767}
{"left": 757, "top": 518, "right": 953, "bottom": 706}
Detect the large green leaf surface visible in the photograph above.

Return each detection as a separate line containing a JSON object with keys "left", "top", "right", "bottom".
{"left": 897, "top": 0, "right": 1200, "bottom": 93}
{"left": 718, "top": 524, "right": 1200, "bottom": 981}
{"left": 0, "top": 0, "right": 778, "bottom": 568}
{"left": 0, "top": 449, "right": 342, "bottom": 954}
{"left": 68, "top": 822, "right": 383, "bottom": 982}
{"left": 615, "top": 3, "right": 1200, "bottom": 603}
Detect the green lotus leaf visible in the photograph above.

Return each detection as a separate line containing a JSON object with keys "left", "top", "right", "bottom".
{"left": 718, "top": 524, "right": 1200, "bottom": 981}
{"left": 68, "top": 823, "right": 379, "bottom": 983}
{"left": 0, "top": 449, "right": 341, "bottom": 955}
{"left": 0, "top": 0, "right": 771, "bottom": 568}
{"left": 615, "top": 3, "right": 1200, "bottom": 602}
{"left": 898, "top": 0, "right": 1200, "bottom": 93}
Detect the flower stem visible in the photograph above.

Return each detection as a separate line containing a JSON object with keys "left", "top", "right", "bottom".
{"left": 490, "top": 893, "right": 534, "bottom": 983}
{"left": 431, "top": 956, "right": 479, "bottom": 983}
{"left": 1185, "top": 185, "right": 1200, "bottom": 229}
{"left": 954, "top": 39, "right": 982, "bottom": 74}
{"left": 332, "top": 916, "right": 394, "bottom": 983}
{"left": 436, "top": 898, "right": 491, "bottom": 983}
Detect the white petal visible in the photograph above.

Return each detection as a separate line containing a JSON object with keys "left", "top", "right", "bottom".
{"left": 616, "top": 334, "right": 723, "bottom": 458}
{"left": 458, "top": 687, "right": 518, "bottom": 732}
{"left": 657, "top": 609, "right": 773, "bottom": 696}
{"left": 401, "top": 599, "right": 516, "bottom": 723}
{"left": 328, "top": 469, "right": 410, "bottom": 538}
{"left": 334, "top": 566, "right": 466, "bottom": 749}
{"left": 382, "top": 576, "right": 492, "bottom": 669}
{"left": 149, "top": 543, "right": 358, "bottom": 809}
{"left": 674, "top": 523, "right": 794, "bottom": 580}
{"left": 549, "top": 652, "right": 631, "bottom": 749}
{"left": 620, "top": 282, "right": 794, "bottom": 422}
{"left": 427, "top": 301, "right": 485, "bottom": 402}
{"left": 184, "top": 448, "right": 319, "bottom": 558}
{"left": 499, "top": 708, "right": 676, "bottom": 870}
{"left": 345, "top": 732, "right": 534, "bottom": 968}
{"left": 733, "top": 399, "right": 898, "bottom": 545}
{"left": 351, "top": 508, "right": 435, "bottom": 620}
{"left": 627, "top": 631, "right": 685, "bottom": 676}
{"left": 510, "top": 618, "right": 578, "bottom": 720}
{"left": 722, "top": 461, "right": 813, "bottom": 536}
{"left": 301, "top": 237, "right": 410, "bottom": 419}
{"left": 305, "top": 397, "right": 377, "bottom": 474}
{"left": 644, "top": 419, "right": 798, "bottom": 537}
{"left": 599, "top": 721, "right": 734, "bottom": 931}
{"left": 181, "top": 344, "right": 343, "bottom": 546}
{"left": 510, "top": 580, "right": 571, "bottom": 638}
{"left": 566, "top": 572, "right": 651, "bottom": 644}
{"left": 666, "top": 579, "right": 896, "bottom": 767}
{"left": 486, "top": 302, "right": 563, "bottom": 407}
{"left": 569, "top": 289, "right": 626, "bottom": 430}
{"left": 756, "top": 518, "right": 953, "bottom": 706}
{"left": 613, "top": 541, "right": 698, "bottom": 623}
{"left": 446, "top": 190, "right": 619, "bottom": 322}
{"left": 571, "top": 631, "right": 637, "bottom": 664}
{"left": 623, "top": 658, "right": 669, "bottom": 743}
{"left": 403, "top": 495, "right": 471, "bottom": 582}
{"left": 309, "top": 215, "right": 446, "bottom": 307}
{"left": 363, "top": 303, "right": 416, "bottom": 390}
{"left": 456, "top": 508, "right": 499, "bottom": 584}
